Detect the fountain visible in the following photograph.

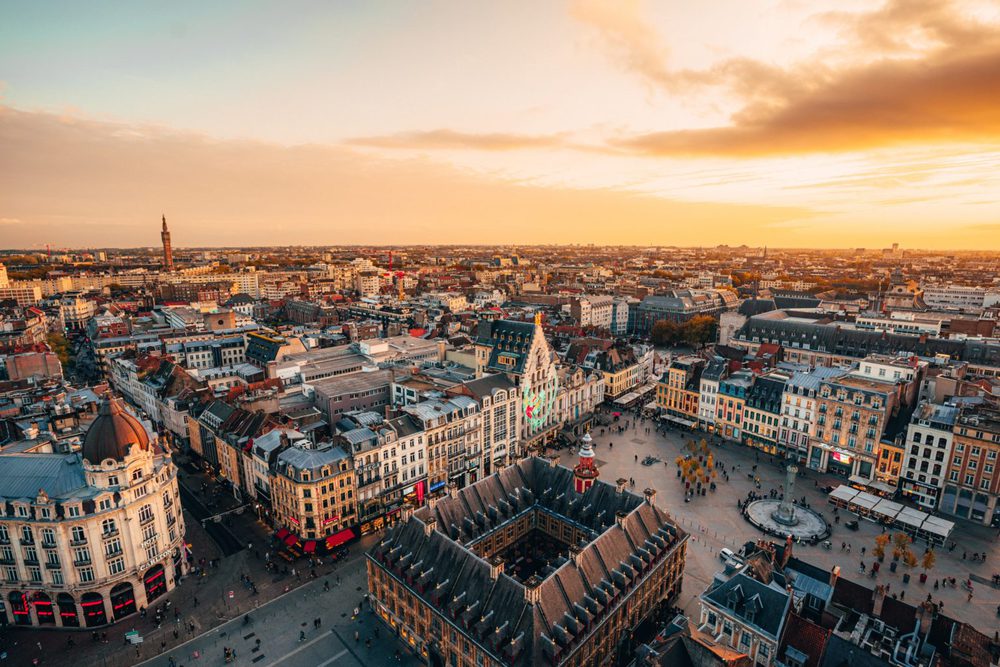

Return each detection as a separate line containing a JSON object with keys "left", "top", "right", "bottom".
{"left": 743, "top": 463, "right": 829, "bottom": 541}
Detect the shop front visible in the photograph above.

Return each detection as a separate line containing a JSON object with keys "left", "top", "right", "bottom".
{"left": 827, "top": 451, "right": 853, "bottom": 478}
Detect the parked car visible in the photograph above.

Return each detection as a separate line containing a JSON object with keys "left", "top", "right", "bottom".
{"left": 845, "top": 520, "right": 859, "bottom": 531}
{"left": 719, "top": 548, "right": 735, "bottom": 562}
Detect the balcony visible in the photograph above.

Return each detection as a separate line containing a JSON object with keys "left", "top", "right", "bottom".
{"left": 102, "top": 529, "right": 119, "bottom": 539}
{"left": 0, "top": 556, "right": 15, "bottom": 565}
{"left": 105, "top": 547, "right": 123, "bottom": 558}
{"left": 41, "top": 540, "right": 58, "bottom": 550}
{"left": 139, "top": 514, "right": 155, "bottom": 526}
{"left": 45, "top": 561, "right": 61, "bottom": 570}
{"left": 73, "top": 557, "right": 92, "bottom": 567}
{"left": 70, "top": 538, "right": 87, "bottom": 547}
{"left": 23, "top": 556, "right": 39, "bottom": 566}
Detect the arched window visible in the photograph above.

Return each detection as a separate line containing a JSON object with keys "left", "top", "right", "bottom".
{"left": 56, "top": 593, "right": 78, "bottom": 627}
{"left": 143, "top": 564, "right": 166, "bottom": 602}
{"left": 32, "top": 592, "right": 54, "bottom": 625}
{"left": 81, "top": 592, "right": 107, "bottom": 627}
{"left": 8, "top": 592, "right": 30, "bottom": 625}
{"left": 102, "top": 518, "right": 117, "bottom": 536}
{"left": 110, "top": 582, "right": 136, "bottom": 619}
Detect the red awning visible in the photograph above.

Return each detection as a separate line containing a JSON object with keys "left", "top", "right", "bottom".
{"left": 283, "top": 534, "right": 298, "bottom": 547}
{"left": 303, "top": 541, "right": 317, "bottom": 553}
{"left": 325, "top": 528, "right": 354, "bottom": 550}
{"left": 275, "top": 528, "right": 289, "bottom": 540}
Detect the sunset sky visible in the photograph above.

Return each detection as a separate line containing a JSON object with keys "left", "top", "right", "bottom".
{"left": 2, "top": 0, "right": 999, "bottom": 249}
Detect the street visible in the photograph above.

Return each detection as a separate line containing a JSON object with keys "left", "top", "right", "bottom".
{"left": 576, "top": 411, "right": 1000, "bottom": 632}
{"left": 137, "top": 556, "right": 418, "bottom": 667}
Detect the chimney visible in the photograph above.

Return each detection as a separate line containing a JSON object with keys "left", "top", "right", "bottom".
{"left": 400, "top": 502, "right": 415, "bottom": 523}
{"left": 569, "top": 544, "right": 584, "bottom": 568}
{"left": 615, "top": 510, "right": 627, "bottom": 528}
{"left": 830, "top": 565, "right": 840, "bottom": 591}
{"left": 423, "top": 516, "right": 437, "bottom": 537}
{"left": 279, "top": 431, "right": 290, "bottom": 448}
{"left": 428, "top": 495, "right": 440, "bottom": 512}
{"left": 489, "top": 555, "right": 505, "bottom": 580}
{"left": 616, "top": 478, "right": 628, "bottom": 494}
{"left": 524, "top": 576, "right": 542, "bottom": 603}
{"left": 447, "top": 482, "right": 459, "bottom": 500}
{"left": 872, "top": 584, "right": 887, "bottom": 617}
{"left": 781, "top": 534, "right": 793, "bottom": 568}
{"left": 643, "top": 488, "right": 657, "bottom": 506}
{"left": 437, "top": 339, "right": 446, "bottom": 362}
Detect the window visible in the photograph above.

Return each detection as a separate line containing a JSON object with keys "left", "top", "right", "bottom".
{"left": 105, "top": 538, "right": 122, "bottom": 557}
{"left": 71, "top": 526, "right": 86, "bottom": 544}
{"left": 138, "top": 504, "right": 154, "bottom": 523}
{"left": 102, "top": 518, "right": 117, "bottom": 535}
{"left": 20, "top": 527, "right": 33, "bottom": 544}
{"left": 740, "top": 632, "right": 752, "bottom": 649}
{"left": 67, "top": 506, "right": 80, "bottom": 518}
{"left": 108, "top": 558, "right": 125, "bottom": 575}
{"left": 78, "top": 567, "right": 94, "bottom": 583}
{"left": 108, "top": 475, "right": 119, "bottom": 486}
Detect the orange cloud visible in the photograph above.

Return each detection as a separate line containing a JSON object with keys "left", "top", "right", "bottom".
{"left": 0, "top": 106, "right": 813, "bottom": 248}
{"left": 573, "top": 0, "right": 1000, "bottom": 157}
{"left": 614, "top": 46, "right": 1000, "bottom": 156}
{"left": 345, "top": 129, "right": 567, "bottom": 151}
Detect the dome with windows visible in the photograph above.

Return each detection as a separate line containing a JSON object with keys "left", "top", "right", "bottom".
{"left": 82, "top": 396, "right": 151, "bottom": 464}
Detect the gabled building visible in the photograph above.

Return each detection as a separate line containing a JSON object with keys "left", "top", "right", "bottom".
{"left": 474, "top": 317, "right": 560, "bottom": 450}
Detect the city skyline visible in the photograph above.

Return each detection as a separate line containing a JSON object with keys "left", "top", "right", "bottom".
{"left": 2, "top": 0, "right": 1000, "bottom": 249}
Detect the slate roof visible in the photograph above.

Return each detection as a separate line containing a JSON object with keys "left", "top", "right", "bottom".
{"left": 276, "top": 445, "right": 349, "bottom": 479}
{"left": 459, "top": 373, "right": 517, "bottom": 399}
{"left": 370, "top": 457, "right": 687, "bottom": 666}
{"left": 819, "top": 634, "right": 894, "bottom": 667}
{"left": 0, "top": 453, "right": 90, "bottom": 501}
{"left": 477, "top": 320, "right": 540, "bottom": 375}
{"left": 702, "top": 570, "right": 790, "bottom": 640}
{"left": 736, "top": 311, "right": 1000, "bottom": 366}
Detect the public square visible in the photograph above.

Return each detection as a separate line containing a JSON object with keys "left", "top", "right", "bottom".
{"left": 576, "top": 410, "right": 1000, "bottom": 632}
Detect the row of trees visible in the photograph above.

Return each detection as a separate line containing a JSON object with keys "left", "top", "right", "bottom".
{"left": 651, "top": 315, "right": 718, "bottom": 348}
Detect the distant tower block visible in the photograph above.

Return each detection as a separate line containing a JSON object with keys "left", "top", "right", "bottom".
{"left": 573, "top": 432, "right": 599, "bottom": 493}
{"left": 161, "top": 214, "right": 174, "bottom": 272}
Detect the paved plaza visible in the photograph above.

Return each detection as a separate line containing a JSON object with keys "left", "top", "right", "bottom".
{"left": 571, "top": 410, "right": 1000, "bottom": 633}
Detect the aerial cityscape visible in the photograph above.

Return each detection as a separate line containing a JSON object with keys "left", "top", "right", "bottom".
{"left": 1, "top": 2, "right": 1000, "bottom": 667}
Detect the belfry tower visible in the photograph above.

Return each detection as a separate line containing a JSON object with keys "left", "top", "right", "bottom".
{"left": 573, "top": 432, "right": 599, "bottom": 493}
{"left": 161, "top": 214, "right": 174, "bottom": 272}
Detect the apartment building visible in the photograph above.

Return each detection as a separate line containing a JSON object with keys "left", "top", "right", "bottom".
{"left": 657, "top": 355, "right": 704, "bottom": 428}
{"left": 899, "top": 402, "right": 957, "bottom": 511}
{"left": 716, "top": 371, "right": 752, "bottom": 442}
{"left": 778, "top": 367, "right": 847, "bottom": 467}
{"left": 697, "top": 358, "right": 727, "bottom": 431}
{"left": 402, "top": 396, "right": 482, "bottom": 496}
{"left": 270, "top": 444, "right": 356, "bottom": 541}
{"left": 941, "top": 407, "right": 1000, "bottom": 526}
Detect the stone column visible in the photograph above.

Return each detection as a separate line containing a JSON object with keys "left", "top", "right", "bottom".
{"left": 771, "top": 464, "right": 799, "bottom": 527}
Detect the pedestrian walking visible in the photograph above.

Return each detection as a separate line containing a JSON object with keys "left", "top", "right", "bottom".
{"left": 355, "top": 630, "right": 360, "bottom": 643}
{"left": 299, "top": 630, "right": 306, "bottom": 642}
